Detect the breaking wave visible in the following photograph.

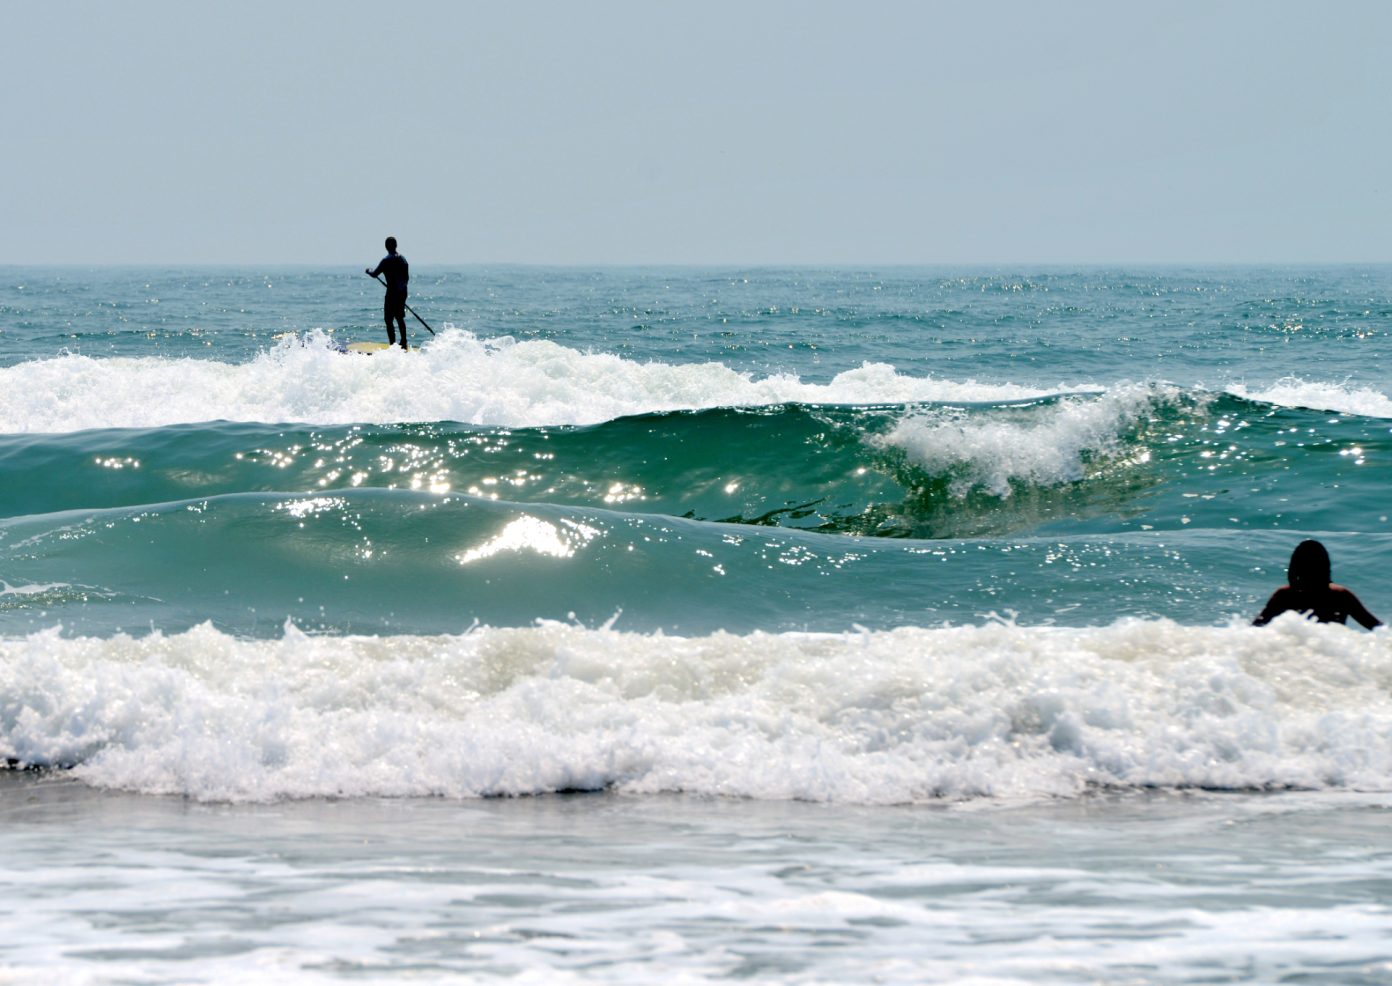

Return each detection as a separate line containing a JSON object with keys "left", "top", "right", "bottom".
{"left": 4, "top": 619, "right": 1390, "bottom": 804}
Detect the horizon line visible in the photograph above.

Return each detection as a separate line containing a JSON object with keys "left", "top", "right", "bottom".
{"left": 3, "top": 259, "right": 1392, "bottom": 270}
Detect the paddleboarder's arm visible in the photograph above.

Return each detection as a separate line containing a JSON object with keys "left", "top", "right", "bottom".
{"left": 366, "top": 256, "right": 407, "bottom": 289}
{"left": 1334, "top": 585, "right": 1382, "bottom": 630}
{"left": 1253, "top": 587, "right": 1293, "bottom": 626}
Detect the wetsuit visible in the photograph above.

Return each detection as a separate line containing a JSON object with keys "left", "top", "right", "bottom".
{"left": 369, "top": 251, "right": 410, "bottom": 323}
{"left": 1253, "top": 584, "right": 1381, "bottom": 629}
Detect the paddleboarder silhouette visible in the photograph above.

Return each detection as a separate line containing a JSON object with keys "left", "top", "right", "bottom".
{"left": 1253, "top": 539, "right": 1381, "bottom": 629}
{"left": 366, "top": 237, "right": 410, "bottom": 350}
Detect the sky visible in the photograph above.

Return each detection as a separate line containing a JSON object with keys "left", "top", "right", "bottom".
{"left": 2, "top": 1, "right": 1390, "bottom": 265}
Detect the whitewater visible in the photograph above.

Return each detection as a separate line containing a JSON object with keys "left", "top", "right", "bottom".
{"left": 4, "top": 326, "right": 1392, "bottom": 434}
{"left": 6, "top": 617, "right": 1392, "bottom": 803}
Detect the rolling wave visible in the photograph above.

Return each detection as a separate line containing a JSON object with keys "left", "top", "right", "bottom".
{"left": 1, "top": 386, "right": 1386, "bottom": 540}
{"left": 2, "top": 487, "right": 1384, "bottom": 636}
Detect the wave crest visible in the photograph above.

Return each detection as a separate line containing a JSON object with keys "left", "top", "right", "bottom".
{"left": 1226, "top": 377, "right": 1392, "bottom": 418}
{"left": 877, "top": 385, "right": 1195, "bottom": 498}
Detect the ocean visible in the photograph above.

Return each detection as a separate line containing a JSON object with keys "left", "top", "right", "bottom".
{"left": 2, "top": 265, "right": 1390, "bottom": 983}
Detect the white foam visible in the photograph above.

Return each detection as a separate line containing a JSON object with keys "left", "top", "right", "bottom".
{"left": 0, "top": 329, "right": 1079, "bottom": 433}
{"left": 3, "top": 617, "right": 1389, "bottom": 803}
{"left": 876, "top": 384, "right": 1181, "bottom": 497}
{"left": 0, "top": 580, "right": 69, "bottom": 597}
{"left": 1227, "top": 377, "right": 1392, "bottom": 418}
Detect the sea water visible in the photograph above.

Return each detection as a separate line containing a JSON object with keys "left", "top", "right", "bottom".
{"left": 2, "top": 266, "right": 1391, "bottom": 983}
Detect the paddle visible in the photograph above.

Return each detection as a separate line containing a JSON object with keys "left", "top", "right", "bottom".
{"left": 367, "top": 272, "right": 436, "bottom": 335}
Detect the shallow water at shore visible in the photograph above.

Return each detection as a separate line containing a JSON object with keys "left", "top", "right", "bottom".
{"left": 5, "top": 776, "right": 1392, "bottom": 984}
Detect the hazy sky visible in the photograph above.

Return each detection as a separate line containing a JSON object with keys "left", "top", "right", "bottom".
{"left": 3, "top": 1, "right": 1389, "bottom": 265}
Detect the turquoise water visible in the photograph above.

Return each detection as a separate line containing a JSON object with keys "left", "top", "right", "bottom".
{"left": 2, "top": 266, "right": 1389, "bottom": 638}
{"left": 3, "top": 266, "right": 1392, "bottom": 983}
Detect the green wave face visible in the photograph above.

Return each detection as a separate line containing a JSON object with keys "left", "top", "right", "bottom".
{"left": 8, "top": 488, "right": 1373, "bottom": 638}
{"left": 0, "top": 389, "right": 1386, "bottom": 540}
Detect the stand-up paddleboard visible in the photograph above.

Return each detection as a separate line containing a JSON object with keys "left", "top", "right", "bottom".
{"left": 345, "top": 341, "right": 413, "bottom": 354}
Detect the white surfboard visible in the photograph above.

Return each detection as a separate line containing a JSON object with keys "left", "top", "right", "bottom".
{"left": 345, "top": 341, "right": 413, "bottom": 354}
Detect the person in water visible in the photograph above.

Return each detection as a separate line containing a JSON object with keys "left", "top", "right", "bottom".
{"left": 366, "top": 236, "right": 410, "bottom": 350}
{"left": 1253, "top": 539, "right": 1381, "bottom": 629}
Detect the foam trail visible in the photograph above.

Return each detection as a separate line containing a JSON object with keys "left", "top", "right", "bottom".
{"left": 4, "top": 618, "right": 1390, "bottom": 803}
{"left": 0, "top": 329, "right": 1081, "bottom": 433}
{"left": 1227, "top": 378, "right": 1392, "bottom": 418}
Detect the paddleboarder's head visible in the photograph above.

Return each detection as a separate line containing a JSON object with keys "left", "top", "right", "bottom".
{"left": 385, "top": 236, "right": 397, "bottom": 253}
{"left": 1288, "top": 539, "right": 1332, "bottom": 590}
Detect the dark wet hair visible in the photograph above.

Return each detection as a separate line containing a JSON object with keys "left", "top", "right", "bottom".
{"left": 1288, "top": 539, "right": 1331, "bottom": 590}
{"left": 385, "top": 236, "right": 397, "bottom": 252}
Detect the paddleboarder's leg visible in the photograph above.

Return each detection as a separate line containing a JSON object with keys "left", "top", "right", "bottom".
{"left": 386, "top": 290, "right": 409, "bottom": 350}
{"left": 384, "top": 291, "right": 406, "bottom": 348}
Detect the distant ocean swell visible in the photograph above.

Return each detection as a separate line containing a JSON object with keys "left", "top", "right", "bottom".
{"left": 3, "top": 619, "right": 1390, "bottom": 803}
